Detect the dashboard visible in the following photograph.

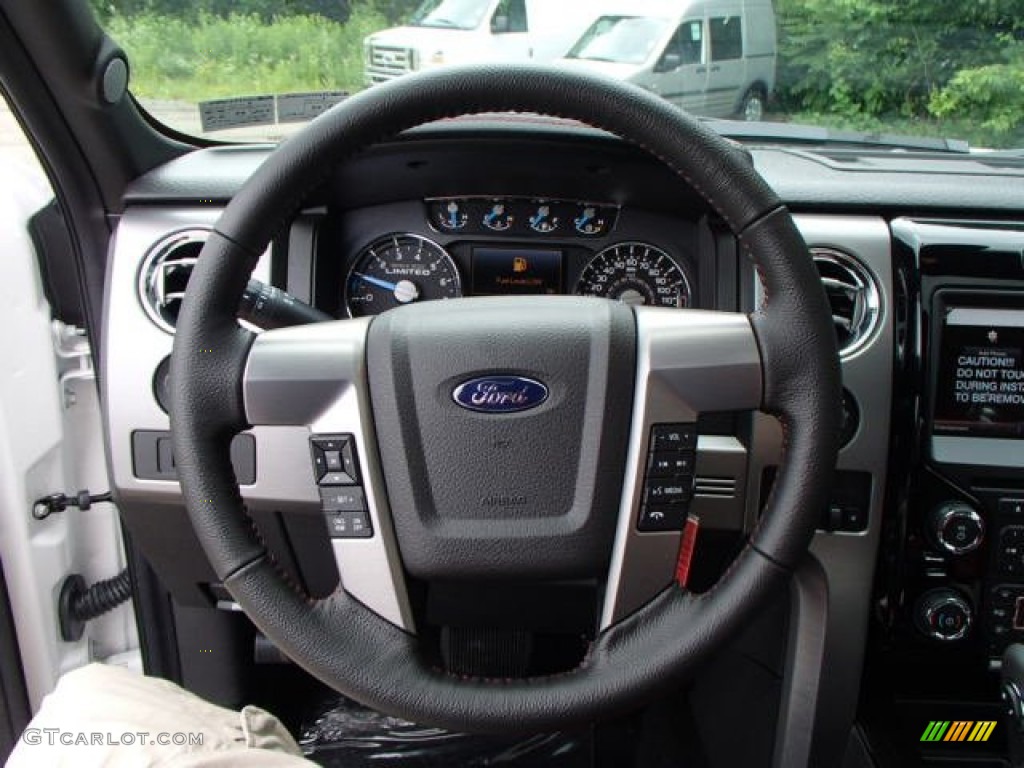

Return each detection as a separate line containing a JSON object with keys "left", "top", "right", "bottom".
{"left": 324, "top": 197, "right": 695, "bottom": 318}
{"left": 100, "top": 122, "right": 1024, "bottom": 765}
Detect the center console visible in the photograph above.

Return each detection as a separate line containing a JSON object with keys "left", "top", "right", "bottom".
{"left": 896, "top": 220, "right": 1024, "bottom": 657}
{"left": 867, "top": 219, "right": 1024, "bottom": 760}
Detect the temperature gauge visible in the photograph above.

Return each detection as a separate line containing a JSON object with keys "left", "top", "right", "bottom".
{"left": 574, "top": 204, "right": 614, "bottom": 236}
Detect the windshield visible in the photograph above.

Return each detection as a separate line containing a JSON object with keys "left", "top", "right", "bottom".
{"left": 408, "top": 0, "right": 491, "bottom": 30}
{"left": 567, "top": 17, "right": 670, "bottom": 66}
{"left": 89, "top": 0, "right": 1024, "bottom": 149}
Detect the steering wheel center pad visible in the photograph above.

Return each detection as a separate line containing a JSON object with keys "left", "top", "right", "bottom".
{"left": 368, "top": 296, "right": 635, "bottom": 581}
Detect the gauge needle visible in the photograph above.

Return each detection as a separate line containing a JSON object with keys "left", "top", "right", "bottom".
{"left": 353, "top": 272, "right": 420, "bottom": 304}
{"left": 352, "top": 272, "right": 398, "bottom": 291}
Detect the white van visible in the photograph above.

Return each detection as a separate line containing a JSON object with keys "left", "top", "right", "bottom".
{"left": 558, "top": 0, "right": 777, "bottom": 121}
{"left": 364, "top": 0, "right": 614, "bottom": 85}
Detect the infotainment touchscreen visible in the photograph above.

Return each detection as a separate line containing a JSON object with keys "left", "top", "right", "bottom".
{"left": 934, "top": 306, "right": 1024, "bottom": 439}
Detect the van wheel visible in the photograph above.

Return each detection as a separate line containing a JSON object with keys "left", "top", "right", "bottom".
{"left": 740, "top": 87, "right": 766, "bottom": 122}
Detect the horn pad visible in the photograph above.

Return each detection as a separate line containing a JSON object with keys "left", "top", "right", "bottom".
{"left": 367, "top": 297, "right": 636, "bottom": 581}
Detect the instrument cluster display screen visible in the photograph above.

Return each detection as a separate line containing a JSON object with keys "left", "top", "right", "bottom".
{"left": 934, "top": 306, "right": 1024, "bottom": 439}
{"left": 471, "top": 247, "right": 563, "bottom": 296}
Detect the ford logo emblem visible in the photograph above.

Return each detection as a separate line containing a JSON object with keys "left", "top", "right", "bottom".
{"left": 452, "top": 376, "right": 549, "bottom": 414}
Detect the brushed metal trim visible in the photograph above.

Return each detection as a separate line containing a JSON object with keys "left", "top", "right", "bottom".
{"left": 243, "top": 319, "right": 413, "bottom": 630}
{"left": 749, "top": 215, "right": 893, "bottom": 768}
{"left": 600, "top": 308, "right": 762, "bottom": 628}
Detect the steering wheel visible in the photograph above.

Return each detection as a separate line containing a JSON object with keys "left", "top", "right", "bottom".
{"left": 169, "top": 65, "right": 841, "bottom": 733}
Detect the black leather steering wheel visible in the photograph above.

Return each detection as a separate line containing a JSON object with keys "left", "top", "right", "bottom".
{"left": 169, "top": 64, "right": 841, "bottom": 733}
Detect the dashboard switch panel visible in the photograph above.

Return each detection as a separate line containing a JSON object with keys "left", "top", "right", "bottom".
{"left": 638, "top": 424, "right": 697, "bottom": 532}
{"left": 131, "top": 430, "right": 256, "bottom": 485}
{"left": 989, "top": 585, "right": 1024, "bottom": 652}
{"left": 998, "top": 526, "right": 1024, "bottom": 579}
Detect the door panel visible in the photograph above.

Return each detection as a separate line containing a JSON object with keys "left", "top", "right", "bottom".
{"left": 650, "top": 19, "right": 707, "bottom": 115}
{"left": 706, "top": 15, "right": 746, "bottom": 117}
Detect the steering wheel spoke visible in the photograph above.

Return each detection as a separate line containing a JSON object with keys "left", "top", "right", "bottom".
{"left": 602, "top": 307, "right": 762, "bottom": 626}
{"left": 242, "top": 318, "right": 414, "bottom": 630}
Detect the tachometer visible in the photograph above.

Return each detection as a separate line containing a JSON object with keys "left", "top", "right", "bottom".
{"left": 344, "top": 234, "right": 462, "bottom": 317}
{"left": 575, "top": 242, "right": 691, "bottom": 308}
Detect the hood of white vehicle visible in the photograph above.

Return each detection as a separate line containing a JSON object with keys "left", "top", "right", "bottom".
{"left": 555, "top": 57, "right": 644, "bottom": 81}
{"left": 365, "top": 26, "right": 479, "bottom": 52}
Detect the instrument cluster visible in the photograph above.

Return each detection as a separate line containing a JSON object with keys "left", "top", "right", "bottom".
{"left": 340, "top": 197, "right": 695, "bottom": 318}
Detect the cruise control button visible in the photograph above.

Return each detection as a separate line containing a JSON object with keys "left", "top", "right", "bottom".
{"left": 326, "top": 510, "right": 373, "bottom": 539}
{"left": 637, "top": 505, "right": 687, "bottom": 532}
{"left": 651, "top": 424, "right": 697, "bottom": 451}
{"left": 647, "top": 451, "right": 695, "bottom": 478}
{"left": 644, "top": 479, "right": 692, "bottom": 505}
{"left": 320, "top": 487, "right": 367, "bottom": 512}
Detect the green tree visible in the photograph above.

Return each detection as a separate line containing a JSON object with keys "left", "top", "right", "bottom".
{"left": 776, "top": 0, "right": 1021, "bottom": 120}
{"left": 90, "top": 0, "right": 352, "bottom": 22}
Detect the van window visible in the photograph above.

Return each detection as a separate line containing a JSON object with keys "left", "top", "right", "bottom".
{"left": 709, "top": 16, "right": 743, "bottom": 61}
{"left": 492, "top": 0, "right": 527, "bottom": 34}
{"left": 662, "top": 20, "right": 704, "bottom": 67}
{"left": 410, "top": 0, "right": 493, "bottom": 30}
{"left": 567, "top": 16, "right": 670, "bottom": 66}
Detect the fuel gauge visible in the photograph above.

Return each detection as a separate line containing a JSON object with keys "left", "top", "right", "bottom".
{"left": 528, "top": 202, "right": 560, "bottom": 233}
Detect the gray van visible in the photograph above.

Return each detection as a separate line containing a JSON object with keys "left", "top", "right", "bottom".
{"left": 559, "top": 0, "right": 777, "bottom": 120}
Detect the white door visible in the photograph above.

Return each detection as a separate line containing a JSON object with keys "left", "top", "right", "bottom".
{"left": 705, "top": 14, "right": 746, "bottom": 117}
{"left": 489, "top": 0, "right": 531, "bottom": 60}
{"left": 648, "top": 19, "right": 708, "bottom": 115}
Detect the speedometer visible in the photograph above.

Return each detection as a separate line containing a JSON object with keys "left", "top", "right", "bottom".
{"left": 344, "top": 234, "right": 462, "bottom": 317}
{"left": 574, "top": 242, "right": 691, "bottom": 308}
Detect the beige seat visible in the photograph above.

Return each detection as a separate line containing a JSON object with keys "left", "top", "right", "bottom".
{"left": 7, "top": 663, "right": 316, "bottom": 767}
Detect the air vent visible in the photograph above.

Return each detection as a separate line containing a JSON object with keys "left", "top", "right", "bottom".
{"left": 811, "top": 248, "right": 881, "bottom": 357}
{"left": 694, "top": 476, "right": 736, "bottom": 499}
{"left": 138, "top": 229, "right": 208, "bottom": 333}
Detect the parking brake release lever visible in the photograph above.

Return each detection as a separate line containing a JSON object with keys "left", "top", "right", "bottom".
{"left": 1001, "top": 644, "right": 1024, "bottom": 766}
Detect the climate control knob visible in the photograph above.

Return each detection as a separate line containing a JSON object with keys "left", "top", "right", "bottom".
{"left": 928, "top": 501, "right": 984, "bottom": 555}
{"left": 915, "top": 588, "right": 973, "bottom": 642}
